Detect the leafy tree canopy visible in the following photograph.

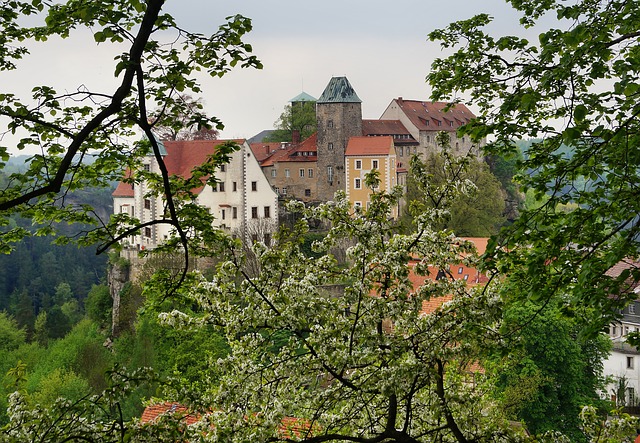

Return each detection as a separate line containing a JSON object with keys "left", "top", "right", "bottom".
{"left": 428, "top": 0, "right": 640, "bottom": 331}
{"left": 264, "top": 101, "right": 317, "bottom": 143}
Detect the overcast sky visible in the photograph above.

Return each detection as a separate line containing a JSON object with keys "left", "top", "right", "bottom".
{"left": 2, "top": 1, "right": 534, "bottom": 149}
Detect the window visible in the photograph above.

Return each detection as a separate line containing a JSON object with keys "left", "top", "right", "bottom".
{"left": 372, "top": 160, "right": 379, "bottom": 169}
{"left": 232, "top": 207, "right": 238, "bottom": 219}
{"left": 264, "top": 206, "right": 271, "bottom": 218}
{"left": 437, "top": 120, "right": 442, "bottom": 126}
{"left": 251, "top": 207, "right": 258, "bottom": 218}
{"left": 299, "top": 169, "right": 305, "bottom": 177}
{"left": 354, "top": 178, "right": 361, "bottom": 189}
{"left": 271, "top": 170, "right": 276, "bottom": 177}
{"left": 144, "top": 199, "right": 152, "bottom": 210}
{"left": 630, "top": 304, "right": 636, "bottom": 314}
{"left": 328, "top": 142, "right": 333, "bottom": 151}
{"left": 305, "top": 189, "right": 311, "bottom": 197}
{"left": 219, "top": 182, "right": 225, "bottom": 192}
{"left": 275, "top": 187, "right": 280, "bottom": 194}
{"left": 355, "top": 160, "right": 362, "bottom": 170}
{"left": 629, "top": 356, "right": 635, "bottom": 369}
{"left": 413, "top": 147, "right": 417, "bottom": 154}
{"left": 143, "top": 164, "right": 150, "bottom": 172}
{"left": 458, "top": 267, "right": 464, "bottom": 274}
{"left": 220, "top": 164, "right": 226, "bottom": 172}
{"left": 251, "top": 234, "right": 258, "bottom": 243}
{"left": 282, "top": 187, "right": 287, "bottom": 195}
{"left": 398, "top": 147, "right": 404, "bottom": 157}
{"left": 628, "top": 387, "right": 636, "bottom": 406}
{"left": 625, "top": 326, "right": 630, "bottom": 335}
{"left": 455, "top": 142, "right": 459, "bottom": 150}
{"left": 354, "top": 201, "right": 362, "bottom": 209}
{"left": 285, "top": 169, "right": 290, "bottom": 178}
{"left": 233, "top": 181, "right": 237, "bottom": 192}
{"left": 251, "top": 181, "right": 257, "bottom": 192}
{"left": 308, "top": 168, "right": 313, "bottom": 178}
{"left": 221, "top": 209, "right": 226, "bottom": 220}
{"left": 211, "top": 182, "right": 217, "bottom": 192}
{"left": 144, "top": 227, "right": 152, "bottom": 238}
{"left": 264, "top": 233, "right": 272, "bottom": 246}
{"left": 463, "top": 274, "right": 469, "bottom": 281}
{"left": 611, "top": 325, "right": 618, "bottom": 336}
{"left": 327, "top": 166, "right": 333, "bottom": 183}
{"left": 426, "top": 136, "right": 430, "bottom": 143}
{"left": 328, "top": 120, "right": 333, "bottom": 128}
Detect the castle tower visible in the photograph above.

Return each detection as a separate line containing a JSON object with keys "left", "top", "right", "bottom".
{"left": 316, "top": 77, "right": 362, "bottom": 201}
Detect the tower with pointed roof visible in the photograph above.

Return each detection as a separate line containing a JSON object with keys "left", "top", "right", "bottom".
{"left": 316, "top": 76, "right": 362, "bottom": 201}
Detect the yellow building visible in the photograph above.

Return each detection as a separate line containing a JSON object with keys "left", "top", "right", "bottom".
{"left": 345, "top": 136, "right": 398, "bottom": 218}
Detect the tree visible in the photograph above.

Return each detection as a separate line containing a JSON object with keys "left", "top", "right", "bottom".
{"left": 401, "top": 133, "right": 505, "bottom": 236}
{"left": 0, "top": 1, "right": 262, "bottom": 294}
{"left": 264, "top": 101, "right": 317, "bottom": 143}
{"left": 146, "top": 166, "right": 526, "bottom": 443}
{"left": 427, "top": 0, "right": 640, "bottom": 332}
{"left": 487, "top": 297, "right": 610, "bottom": 441}
{"left": 151, "top": 94, "right": 220, "bottom": 141}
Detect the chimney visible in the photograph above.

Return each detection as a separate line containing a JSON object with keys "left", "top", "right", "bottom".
{"left": 292, "top": 130, "right": 301, "bottom": 144}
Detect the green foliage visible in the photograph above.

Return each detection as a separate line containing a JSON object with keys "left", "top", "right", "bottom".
{"left": 264, "top": 101, "right": 317, "bottom": 143}
{"left": 0, "top": 312, "right": 26, "bottom": 352}
{"left": 488, "top": 299, "right": 610, "bottom": 441}
{"left": 428, "top": 0, "right": 640, "bottom": 332}
{"left": 85, "top": 284, "right": 112, "bottom": 329}
{"left": 402, "top": 137, "right": 505, "bottom": 236}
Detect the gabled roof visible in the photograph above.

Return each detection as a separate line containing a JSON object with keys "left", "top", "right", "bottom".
{"left": 317, "top": 77, "right": 361, "bottom": 104}
{"left": 392, "top": 98, "right": 475, "bottom": 132}
{"left": 253, "top": 133, "right": 318, "bottom": 167}
{"left": 290, "top": 91, "right": 317, "bottom": 103}
{"left": 112, "top": 169, "right": 134, "bottom": 197}
{"left": 345, "top": 136, "right": 394, "bottom": 156}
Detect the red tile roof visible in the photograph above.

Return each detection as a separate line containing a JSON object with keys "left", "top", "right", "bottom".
{"left": 393, "top": 99, "right": 475, "bottom": 132}
{"left": 250, "top": 142, "right": 282, "bottom": 163}
{"left": 362, "top": 119, "right": 411, "bottom": 136}
{"left": 253, "top": 133, "right": 318, "bottom": 167}
{"left": 140, "top": 403, "right": 313, "bottom": 438}
{"left": 112, "top": 169, "right": 134, "bottom": 197}
{"left": 345, "top": 136, "right": 394, "bottom": 156}
{"left": 162, "top": 139, "right": 244, "bottom": 178}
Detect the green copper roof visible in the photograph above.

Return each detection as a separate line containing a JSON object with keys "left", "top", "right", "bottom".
{"left": 143, "top": 132, "right": 167, "bottom": 156}
{"left": 317, "top": 77, "right": 361, "bottom": 103}
{"left": 290, "top": 91, "right": 317, "bottom": 103}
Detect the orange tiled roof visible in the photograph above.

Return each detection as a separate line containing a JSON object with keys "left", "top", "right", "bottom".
{"left": 250, "top": 142, "right": 282, "bottom": 163}
{"left": 345, "top": 136, "right": 394, "bottom": 156}
{"left": 394, "top": 99, "right": 475, "bottom": 132}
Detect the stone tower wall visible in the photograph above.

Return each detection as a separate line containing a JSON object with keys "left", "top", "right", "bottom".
{"left": 316, "top": 102, "right": 362, "bottom": 201}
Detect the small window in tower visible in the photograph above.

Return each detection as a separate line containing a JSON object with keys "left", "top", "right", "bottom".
{"left": 308, "top": 168, "right": 313, "bottom": 178}
{"left": 327, "top": 166, "right": 333, "bottom": 182}
{"left": 328, "top": 143, "right": 333, "bottom": 151}
{"left": 233, "top": 181, "right": 237, "bottom": 192}
{"left": 299, "top": 169, "right": 305, "bottom": 177}
{"left": 328, "top": 120, "right": 334, "bottom": 128}
{"left": 305, "top": 189, "right": 311, "bottom": 197}
{"left": 398, "top": 147, "right": 404, "bottom": 157}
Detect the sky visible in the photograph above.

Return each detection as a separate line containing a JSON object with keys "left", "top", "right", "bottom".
{"left": 1, "top": 0, "right": 533, "bottom": 150}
